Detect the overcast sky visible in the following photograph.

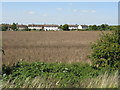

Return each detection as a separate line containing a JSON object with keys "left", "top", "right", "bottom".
{"left": 2, "top": 2, "right": 118, "bottom": 25}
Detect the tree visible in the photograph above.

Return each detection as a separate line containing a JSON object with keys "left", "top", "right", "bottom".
{"left": 88, "top": 25, "right": 98, "bottom": 30}
{"left": 100, "top": 24, "right": 109, "bottom": 30}
{"left": 59, "top": 25, "right": 63, "bottom": 30}
{"left": 59, "top": 25, "right": 62, "bottom": 29}
{"left": 62, "top": 24, "right": 69, "bottom": 31}
{"left": 2, "top": 24, "right": 9, "bottom": 31}
{"left": 11, "top": 23, "right": 17, "bottom": 31}
{"left": 92, "top": 25, "right": 98, "bottom": 30}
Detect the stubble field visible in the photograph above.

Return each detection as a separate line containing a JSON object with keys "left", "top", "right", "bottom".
{"left": 2, "top": 31, "right": 105, "bottom": 65}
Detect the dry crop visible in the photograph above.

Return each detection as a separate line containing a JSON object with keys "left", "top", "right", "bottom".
{"left": 2, "top": 31, "right": 108, "bottom": 65}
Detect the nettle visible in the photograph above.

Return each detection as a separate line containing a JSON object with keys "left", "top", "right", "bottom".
{"left": 89, "top": 31, "right": 120, "bottom": 70}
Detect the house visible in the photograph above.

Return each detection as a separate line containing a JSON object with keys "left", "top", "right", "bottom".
{"left": 44, "top": 24, "right": 59, "bottom": 31}
{"left": 17, "top": 25, "right": 28, "bottom": 30}
{"left": 28, "top": 24, "right": 43, "bottom": 30}
{"left": 68, "top": 25, "right": 79, "bottom": 30}
{"left": 78, "top": 25, "right": 88, "bottom": 29}
{"left": 68, "top": 25, "right": 88, "bottom": 30}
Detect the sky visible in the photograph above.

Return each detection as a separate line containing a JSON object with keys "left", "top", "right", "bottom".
{"left": 1, "top": 2, "right": 118, "bottom": 25}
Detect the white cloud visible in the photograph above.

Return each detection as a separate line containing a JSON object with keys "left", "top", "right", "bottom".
{"left": 68, "top": 3, "right": 73, "bottom": 6}
{"left": 80, "top": 10, "right": 96, "bottom": 13}
{"left": 91, "top": 10, "right": 96, "bottom": 13}
{"left": 28, "top": 11, "right": 35, "bottom": 15}
{"left": 56, "top": 8, "right": 63, "bottom": 11}
{"left": 43, "top": 14, "right": 48, "bottom": 17}
{"left": 80, "top": 10, "right": 89, "bottom": 13}
{"left": 73, "top": 9, "right": 78, "bottom": 12}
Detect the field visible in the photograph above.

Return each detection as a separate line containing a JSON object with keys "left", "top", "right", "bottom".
{"left": 2, "top": 31, "right": 118, "bottom": 88}
{"left": 2, "top": 31, "right": 106, "bottom": 65}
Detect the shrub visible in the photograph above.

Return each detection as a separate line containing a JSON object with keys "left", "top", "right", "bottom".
{"left": 89, "top": 31, "right": 120, "bottom": 70}
{"left": 2, "top": 61, "right": 118, "bottom": 88}
{"left": 3, "top": 61, "right": 113, "bottom": 88}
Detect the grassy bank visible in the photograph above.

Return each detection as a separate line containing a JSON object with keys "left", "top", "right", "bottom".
{"left": 2, "top": 61, "right": 118, "bottom": 88}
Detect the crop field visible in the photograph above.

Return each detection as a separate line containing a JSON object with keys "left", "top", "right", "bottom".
{"left": 2, "top": 31, "right": 118, "bottom": 88}
{"left": 2, "top": 31, "right": 107, "bottom": 65}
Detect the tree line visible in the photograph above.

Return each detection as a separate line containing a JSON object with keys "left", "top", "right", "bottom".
{"left": 1, "top": 23, "right": 18, "bottom": 31}
{"left": 59, "top": 24, "right": 117, "bottom": 31}
{"left": 1, "top": 23, "right": 118, "bottom": 31}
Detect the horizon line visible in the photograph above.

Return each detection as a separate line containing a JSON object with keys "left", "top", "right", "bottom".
{"left": 0, "top": 23, "right": 118, "bottom": 26}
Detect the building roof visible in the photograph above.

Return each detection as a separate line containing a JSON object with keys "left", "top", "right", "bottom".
{"left": 28, "top": 24, "right": 43, "bottom": 27}
{"left": 68, "top": 25, "right": 79, "bottom": 27}
{"left": 17, "top": 25, "right": 28, "bottom": 27}
{"left": 81, "top": 25, "right": 88, "bottom": 27}
{"left": 44, "top": 24, "right": 59, "bottom": 27}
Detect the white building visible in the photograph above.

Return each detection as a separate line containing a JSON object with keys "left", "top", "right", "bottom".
{"left": 17, "top": 25, "right": 28, "bottom": 30}
{"left": 68, "top": 25, "right": 79, "bottom": 30}
{"left": 68, "top": 25, "right": 88, "bottom": 30}
{"left": 78, "top": 25, "right": 88, "bottom": 29}
{"left": 44, "top": 24, "right": 59, "bottom": 31}
{"left": 28, "top": 24, "right": 43, "bottom": 30}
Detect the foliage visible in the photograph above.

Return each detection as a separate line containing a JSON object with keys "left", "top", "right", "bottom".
{"left": 22, "top": 28, "right": 29, "bottom": 31}
{"left": 11, "top": 23, "right": 17, "bottom": 31}
{"left": 89, "top": 31, "right": 120, "bottom": 69}
{"left": 1, "top": 24, "right": 9, "bottom": 31}
{"left": 1, "top": 23, "right": 118, "bottom": 31}
{"left": 2, "top": 61, "right": 115, "bottom": 88}
{"left": 58, "top": 25, "right": 63, "bottom": 29}
{"left": 62, "top": 24, "right": 69, "bottom": 31}
{"left": 88, "top": 24, "right": 118, "bottom": 31}
{"left": 2, "top": 71, "right": 118, "bottom": 88}
{"left": 89, "top": 25, "right": 98, "bottom": 30}
{"left": 70, "top": 24, "right": 118, "bottom": 31}
{"left": 100, "top": 24, "right": 109, "bottom": 30}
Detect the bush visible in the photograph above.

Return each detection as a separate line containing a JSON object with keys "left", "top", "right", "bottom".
{"left": 89, "top": 31, "right": 120, "bottom": 69}
{"left": 3, "top": 61, "right": 114, "bottom": 88}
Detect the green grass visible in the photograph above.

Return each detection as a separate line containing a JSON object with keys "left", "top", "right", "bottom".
{"left": 2, "top": 61, "right": 118, "bottom": 88}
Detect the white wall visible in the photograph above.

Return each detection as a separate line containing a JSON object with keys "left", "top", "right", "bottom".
{"left": 44, "top": 27, "right": 58, "bottom": 31}
{"left": 78, "top": 25, "right": 82, "bottom": 29}
{"left": 28, "top": 27, "right": 42, "bottom": 30}
{"left": 78, "top": 25, "right": 88, "bottom": 29}
{"left": 18, "top": 27, "right": 27, "bottom": 30}
{"left": 69, "top": 27, "right": 78, "bottom": 29}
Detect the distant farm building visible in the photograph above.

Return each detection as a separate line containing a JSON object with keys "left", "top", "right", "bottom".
{"left": 44, "top": 24, "right": 59, "bottom": 31}
{"left": 68, "top": 25, "right": 88, "bottom": 30}
{"left": 78, "top": 25, "right": 88, "bottom": 29}
{"left": 1, "top": 24, "right": 89, "bottom": 31}
{"left": 28, "top": 24, "right": 43, "bottom": 30}
{"left": 68, "top": 25, "right": 79, "bottom": 30}
{"left": 17, "top": 25, "right": 28, "bottom": 30}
